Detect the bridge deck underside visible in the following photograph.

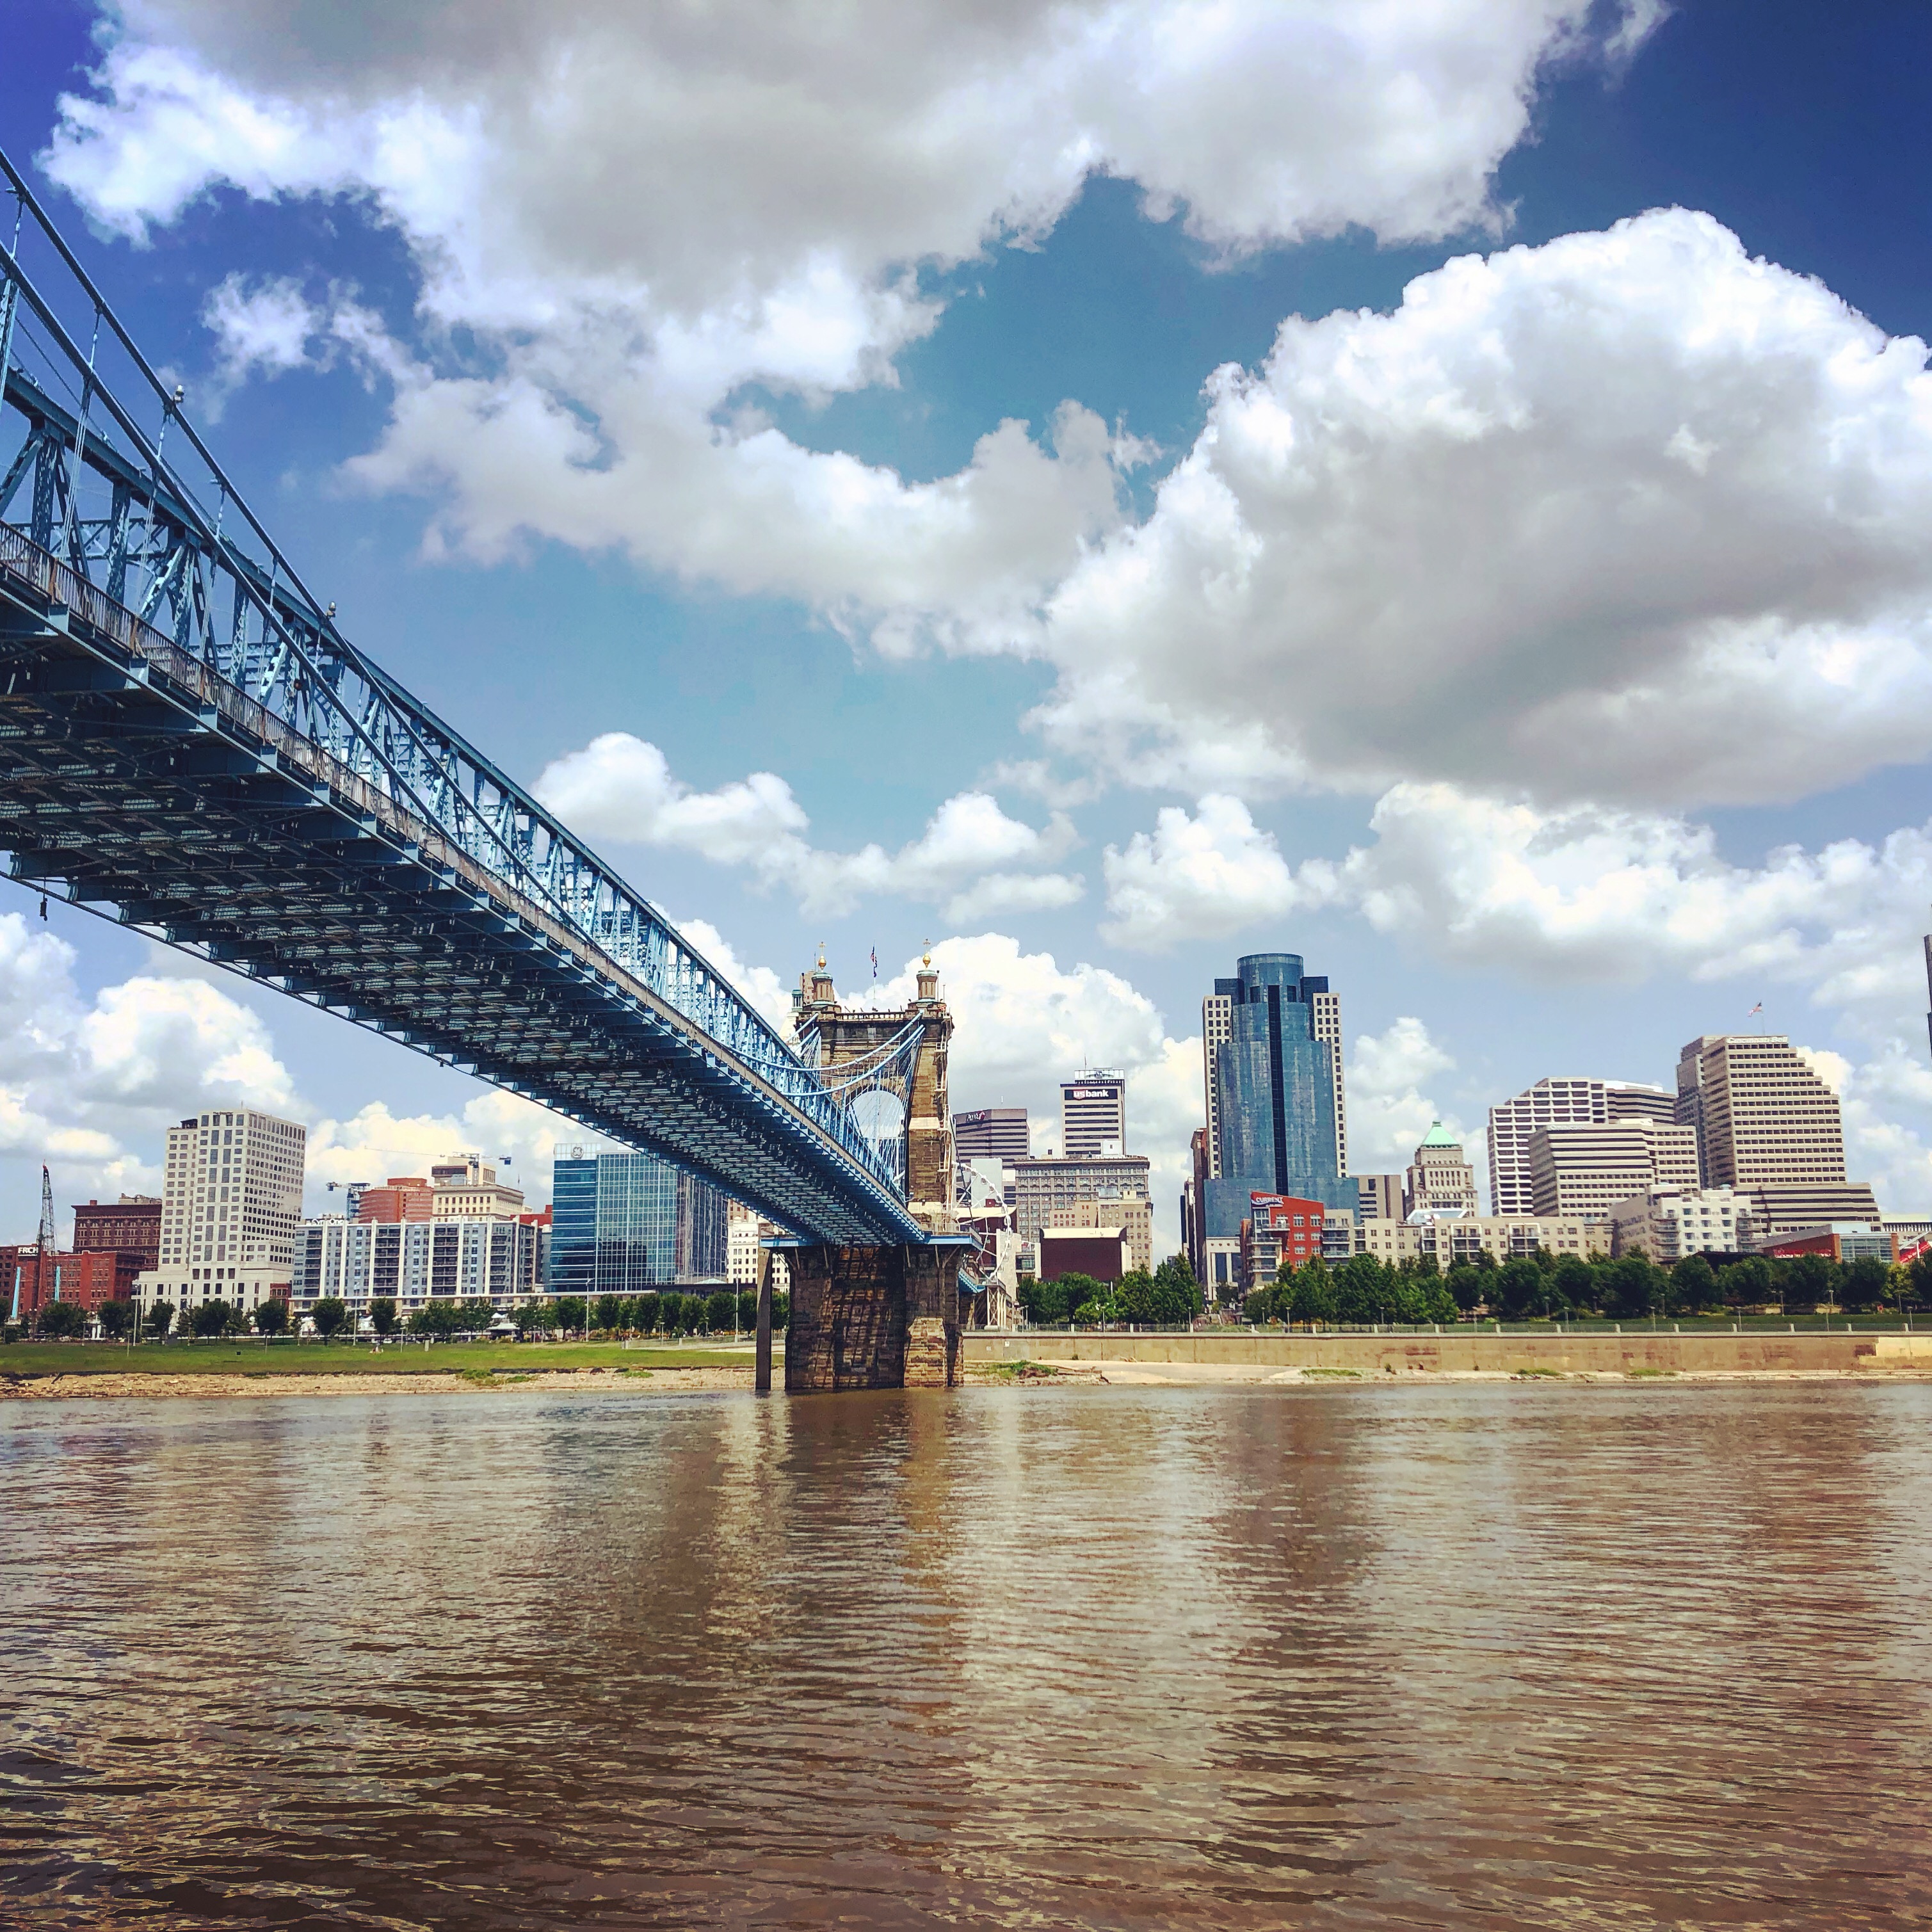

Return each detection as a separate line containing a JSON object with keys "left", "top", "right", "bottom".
{"left": 0, "top": 561, "right": 915, "bottom": 1246}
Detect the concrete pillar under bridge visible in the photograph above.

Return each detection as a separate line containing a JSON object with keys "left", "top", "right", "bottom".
{"left": 768, "top": 948, "right": 965, "bottom": 1392}
{"left": 782, "top": 1239, "right": 973, "bottom": 1390}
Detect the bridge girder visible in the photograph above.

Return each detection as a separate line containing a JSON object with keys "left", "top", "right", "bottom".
{"left": 0, "top": 543, "right": 922, "bottom": 1245}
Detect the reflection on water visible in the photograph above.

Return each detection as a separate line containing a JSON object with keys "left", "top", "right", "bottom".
{"left": 3, "top": 1383, "right": 1930, "bottom": 1928}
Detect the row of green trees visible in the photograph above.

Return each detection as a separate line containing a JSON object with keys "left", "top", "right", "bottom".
{"left": 515, "top": 1289, "right": 784, "bottom": 1337}
{"left": 1243, "top": 1244, "right": 1915, "bottom": 1326}
{"left": 23, "top": 1284, "right": 793, "bottom": 1344}
{"left": 1018, "top": 1257, "right": 1203, "bottom": 1328}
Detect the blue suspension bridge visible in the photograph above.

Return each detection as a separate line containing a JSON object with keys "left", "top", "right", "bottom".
{"left": 0, "top": 149, "right": 937, "bottom": 1253}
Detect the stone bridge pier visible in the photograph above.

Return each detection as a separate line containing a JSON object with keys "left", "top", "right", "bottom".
{"left": 769, "top": 951, "right": 962, "bottom": 1392}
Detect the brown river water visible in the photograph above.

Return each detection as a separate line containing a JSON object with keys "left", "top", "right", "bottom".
{"left": 3, "top": 1381, "right": 1929, "bottom": 1929}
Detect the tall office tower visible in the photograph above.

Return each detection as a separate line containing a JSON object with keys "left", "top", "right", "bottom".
{"left": 953, "top": 1108, "right": 1028, "bottom": 1163}
{"left": 1403, "top": 1125, "right": 1480, "bottom": 1218}
{"left": 549, "top": 1147, "right": 729, "bottom": 1296}
{"left": 1676, "top": 1034, "right": 1846, "bottom": 1189}
{"left": 1200, "top": 953, "right": 1353, "bottom": 1254}
{"left": 1061, "top": 1071, "right": 1127, "bottom": 1157}
{"left": 1488, "top": 1079, "right": 1609, "bottom": 1214}
{"left": 1528, "top": 1119, "right": 1699, "bottom": 1218}
{"left": 1182, "top": 1128, "right": 1210, "bottom": 1284}
{"left": 140, "top": 1107, "right": 306, "bottom": 1317}
{"left": 1675, "top": 1038, "right": 1714, "bottom": 1175}
{"left": 1205, "top": 970, "right": 1344, "bottom": 1180}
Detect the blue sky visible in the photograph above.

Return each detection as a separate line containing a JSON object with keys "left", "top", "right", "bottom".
{"left": 6, "top": 1, "right": 1932, "bottom": 1241}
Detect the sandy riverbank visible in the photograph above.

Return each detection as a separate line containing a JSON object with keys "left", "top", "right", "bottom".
{"left": 0, "top": 1365, "right": 758, "bottom": 1400}
{"left": 8, "top": 1361, "right": 1926, "bottom": 1399}
{"left": 990, "top": 1358, "right": 1931, "bottom": 1385}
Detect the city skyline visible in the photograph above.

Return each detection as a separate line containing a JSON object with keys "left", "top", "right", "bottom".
{"left": 5, "top": 10, "right": 1932, "bottom": 1252}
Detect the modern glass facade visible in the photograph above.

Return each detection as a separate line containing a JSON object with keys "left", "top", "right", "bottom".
{"left": 1203, "top": 953, "right": 1354, "bottom": 1239}
{"left": 548, "top": 1150, "right": 729, "bottom": 1293}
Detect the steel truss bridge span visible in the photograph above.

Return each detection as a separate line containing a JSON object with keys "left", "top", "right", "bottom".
{"left": 0, "top": 152, "right": 925, "bottom": 1249}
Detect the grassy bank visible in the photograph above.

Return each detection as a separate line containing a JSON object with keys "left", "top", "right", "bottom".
{"left": 0, "top": 1339, "right": 772, "bottom": 1379}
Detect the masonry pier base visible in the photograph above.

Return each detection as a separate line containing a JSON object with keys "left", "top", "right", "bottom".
{"left": 784, "top": 1243, "right": 962, "bottom": 1390}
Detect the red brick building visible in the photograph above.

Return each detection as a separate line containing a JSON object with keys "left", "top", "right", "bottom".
{"left": 1241, "top": 1194, "right": 1328, "bottom": 1292}
{"left": 357, "top": 1177, "right": 433, "bottom": 1223}
{"left": 2, "top": 1246, "right": 142, "bottom": 1317}
{"left": 72, "top": 1195, "right": 162, "bottom": 1270}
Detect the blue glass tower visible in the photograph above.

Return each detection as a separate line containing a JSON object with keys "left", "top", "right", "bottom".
{"left": 1202, "top": 953, "right": 1352, "bottom": 1241}
{"left": 548, "top": 1150, "right": 729, "bottom": 1292}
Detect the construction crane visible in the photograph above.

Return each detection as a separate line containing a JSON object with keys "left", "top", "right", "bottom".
{"left": 31, "top": 1164, "right": 54, "bottom": 1330}
{"left": 9, "top": 1164, "right": 55, "bottom": 1332}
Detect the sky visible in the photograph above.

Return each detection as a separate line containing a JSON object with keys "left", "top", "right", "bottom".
{"left": 6, "top": 0, "right": 1932, "bottom": 1249}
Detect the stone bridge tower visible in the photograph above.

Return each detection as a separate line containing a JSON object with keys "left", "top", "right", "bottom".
{"left": 782, "top": 950, "right": 962, "bottom": 1390}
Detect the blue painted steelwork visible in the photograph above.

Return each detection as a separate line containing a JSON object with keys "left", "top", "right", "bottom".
{"left": 0, "top": 149, "right": 926, "bottom": 1247}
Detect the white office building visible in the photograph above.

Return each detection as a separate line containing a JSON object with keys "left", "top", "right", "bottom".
{"left": 1488, "top": 1078, "right": 1684, "bottom": 1215}
{"left": 1609, "top": 1187, "right": 1754, "bottom": 1263}
{"left": 136, "top": 1107, "right": 306, "bottom": 1317}
{"left": 289, "top": 1214, "right": 545, "bottom": 1324}
{"left": 1529, "top": 1119, "right": 1700, "bottom": 1219}
{"left": 725, "top": 1200, "right": 791, "bottom": 1293}
{"left": 1061, "top": 1070, "right": 1127, "bottom": 1158}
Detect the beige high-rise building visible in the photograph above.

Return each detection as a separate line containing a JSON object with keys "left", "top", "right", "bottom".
{"left": 1309, "top": 986, "right": 1347, "bottom": 1175}
{"left": 1529, "top": 1119, "right": 1698, "bottom": 1218}
{"left": 429, "top": 1153, "right": 526, "bottom": 1220}
{"left": 137, "top": 1106, "right": 307, "bottom": 1316}
{"left": 1489, "top": 1078, "right": 1682, "bottom": 1214}
{"left": 1675, "top": 1035, "right": 1846, "bottom": 1190}
{"left": 1202, "top": 988, "right": 1234, "bottom": 1179}
{"left": 1404, "top": 1123, "right": 1479, "bottom": 1218}
{"left": 1608, "top": 1084, "right": 1676, "bottom": 1125}
{"left": 1356, "top": 1172, "right": 1404, "bottom": 1221}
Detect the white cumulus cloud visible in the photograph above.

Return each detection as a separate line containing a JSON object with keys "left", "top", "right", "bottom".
{"left": 0, "top": 916, "right": 302, "bottom": 1235}
{"left": 304, "top": 1090, "right": 575, "bottom": 1213}
{"left": 1032, "top": 209, "right": 1932, "bottom": 809}
{"left": 535, "top": 732, "right": 1082, "bottom": 919}
{"left": 1345, "top": 1017, "right": 1476, "bottom": 1181}
{"left": 43, "top": 0, "right": 1656, "bottom": 637}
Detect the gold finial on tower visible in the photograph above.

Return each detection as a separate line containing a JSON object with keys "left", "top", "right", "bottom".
{"left": 816, "top": 942, "right": 826, "bottom": 969}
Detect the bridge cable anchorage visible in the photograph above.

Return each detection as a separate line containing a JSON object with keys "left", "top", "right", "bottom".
{"left": 0, "top": 141, "right": 926, "bottom": 1246}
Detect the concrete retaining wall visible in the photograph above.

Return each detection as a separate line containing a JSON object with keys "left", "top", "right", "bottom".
{"left": 963, "top": 1328, "right": 1932, "bottom": 1375}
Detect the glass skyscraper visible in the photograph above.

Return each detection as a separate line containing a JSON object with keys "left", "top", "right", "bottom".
{"left": 549, "top": 1148, "right": 729, "bottom": 1294}
{"left": 1200, "top": 953, "right": 1353, "bottom": 1245}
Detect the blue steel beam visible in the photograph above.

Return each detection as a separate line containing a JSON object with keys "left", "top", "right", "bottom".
{"left": 0, "top": 150, "right": 925, "bottom": 1247}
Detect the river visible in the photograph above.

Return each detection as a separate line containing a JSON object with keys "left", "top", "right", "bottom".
{"left": 3, "top": 1381, "right": 1929, "bottom": 1928}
